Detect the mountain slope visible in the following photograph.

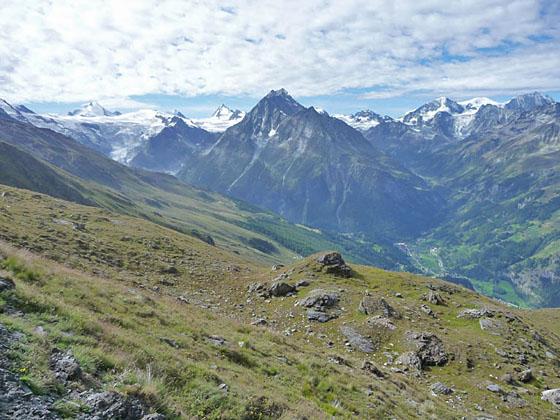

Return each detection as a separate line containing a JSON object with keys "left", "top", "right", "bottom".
{"left": 0, "top": 106, "right": 411, "bottom": 269}
{"left": 1, "top": 186, "right": 560, "bottom": 418}
{"left": 180, "top": 90, "right": 441, "bottom": 240}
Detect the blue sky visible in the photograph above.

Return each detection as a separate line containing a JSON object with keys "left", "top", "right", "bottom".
{"left": 2, "top": 1, "right": 559, "bottom": 118}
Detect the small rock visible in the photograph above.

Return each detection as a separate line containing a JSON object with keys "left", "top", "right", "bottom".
{"left": 420, "top": 304, "right": 434, "bottom": 317}
{"left": 361, "top": 360, "right": 384, "bottom": 378}
{"left": 487, "top": 383, "right": 502, "bottom": 393}
{"left": 395, "top": 292, "right": 403, "bottom": 298}
{"left": 518, "top": 369, "right": 533, "bottom": 383}
{"left": 251, "top": 318, "right": 268, "bottom": 326}
{"left": 218, "top": 383, "right": 228, "bottom": 394}
{"left": 431, "top": 382, "right": 453, "bottom": 395}
{"left": 271, "top": 264, "right": 285, "bottom": 271}
{"left": 295, "top": 279, "right": 310, "bottom": 288}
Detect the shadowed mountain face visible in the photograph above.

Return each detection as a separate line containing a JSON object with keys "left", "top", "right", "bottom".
{"left": 180, "top": 90, "right": 441, "bottom": 239}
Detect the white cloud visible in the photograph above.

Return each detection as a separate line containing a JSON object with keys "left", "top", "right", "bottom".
{"left": 0, "top": 0, "right": 558, "bottom": 104}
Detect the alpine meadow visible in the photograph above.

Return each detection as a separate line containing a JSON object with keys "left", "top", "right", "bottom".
{"left": 1, "top": 1, "right": 560, "bottom": 419}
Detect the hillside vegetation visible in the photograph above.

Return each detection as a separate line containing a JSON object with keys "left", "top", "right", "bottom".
{"left": 1, "top": 186, "right": 560, "bottom": 418}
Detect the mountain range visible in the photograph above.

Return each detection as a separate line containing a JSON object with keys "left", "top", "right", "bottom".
{"left": 1, "top": 91, "right": 559, "bottom": 307}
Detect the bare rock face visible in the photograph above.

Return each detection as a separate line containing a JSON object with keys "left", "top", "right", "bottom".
{"left": 431, "top": 382, "right": 453, "bottom": 395}
{"left": 457, "top": 307, "right": 495, "bottom": 319}
{"left": 316, "top": 252, "right": 352, "bottom": 277}
{"left": 405, "top": 331, "right": 448, "bottom": 367}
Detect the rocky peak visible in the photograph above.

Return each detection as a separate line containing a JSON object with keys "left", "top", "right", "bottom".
{"left": 504, "top": 92, "right": 555, "bottom": 113}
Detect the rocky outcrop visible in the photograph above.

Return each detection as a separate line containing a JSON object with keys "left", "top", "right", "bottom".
{"left": 316, "top": 252, "right": 353, "bottom": 277}
{"left": 423, "top": 291, "right": 445, "bottom": 305}
{"left": 300, "top": 289, "right": 340, "bottom": 323}
{"left": 457, "top": 308, "right": 495, "bottom": 319}
{"left": 405, "top": 331, "right": 448, "bottom": 367}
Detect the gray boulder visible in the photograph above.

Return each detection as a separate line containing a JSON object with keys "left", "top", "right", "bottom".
{"left": 542, "top": 388, "right": 560, "bottom": 406}
{"left": 268, "top": 282, "right": 295, "bottom": 297}
{"left": 299, "top": 289, "right": 339, "bottom": 309}
{"left": 423, "top": 291, "right": 445, "bottom": 305}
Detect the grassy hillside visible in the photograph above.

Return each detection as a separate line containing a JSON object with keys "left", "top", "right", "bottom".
{"left": 1, "top": 186, "right": 560, "bottom": 418}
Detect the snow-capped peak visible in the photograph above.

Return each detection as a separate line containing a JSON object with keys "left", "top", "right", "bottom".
{"left": 191, "top": 105, "right": 245, "bottom": 132}
{"left": 458, "top": 97, "right": 501, "bottom": 113}
{"left": 68, "top": 101, "right": 120, "bottom": 117}
{"left": 334, "top": 109, "right": 393, "bottom": 131}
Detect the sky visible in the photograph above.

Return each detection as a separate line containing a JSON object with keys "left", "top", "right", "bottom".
{"left": 1, "top": 0, "right": 559, "bottom": 118}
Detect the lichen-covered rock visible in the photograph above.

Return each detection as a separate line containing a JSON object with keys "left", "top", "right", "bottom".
{"left": 405, "top": 331, "right": 448, "bottom": 367}
{"left": 340, "top": 326, "right": 375, "bottom": 353}
{"left": 479, "top": 318, "right": 503, "bottom": 335}
{"left": 359, "top": 296, "right": 400, "bottom": 318}
{"left": 316, "top": 252, "right": 352, "bottom": 277}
